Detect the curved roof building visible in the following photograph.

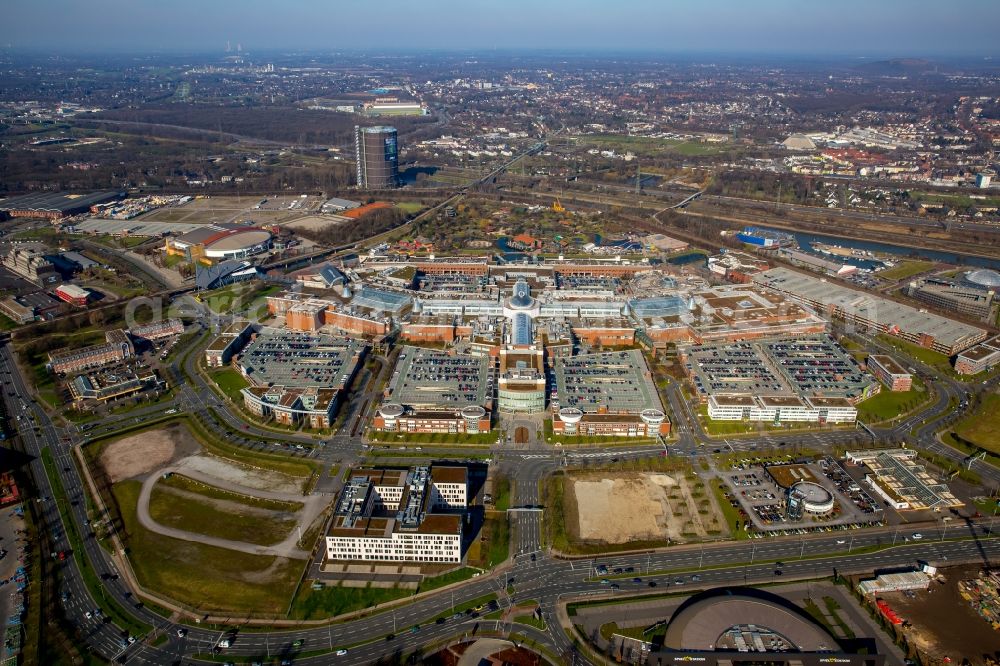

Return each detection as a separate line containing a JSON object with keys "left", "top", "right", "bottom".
{"left": 203, "top": 228, "right": 273, "bottom": 259}
{"left": 661, "top": 591, "right": 840, "bottom": 655}
{"left": 963, "top": 268, "right": 1000, "bottom": 290}
{"left": 509, "top": 279, "right": 535, "bottom": 309}
{"left": 790, "top": 481, "right": 835, "bottom": 514}
{"left": 503, "top": 279, "right": 540, "bottom": 320}
{"left": 166, "top": 223, "right": 273, "bottom": 262}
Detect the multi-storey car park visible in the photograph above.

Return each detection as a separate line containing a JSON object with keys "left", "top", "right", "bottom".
{"left": 373, "top": 346, "right": 494, "bottom": 434}
{"left": 681, "top": 335, "right": 877, "bottom": 423}
{"left": 234, "top": 329, "right": 366, "bottom": 429}
{"left": 551, "top": 350, "right": 670, "bottom": 437}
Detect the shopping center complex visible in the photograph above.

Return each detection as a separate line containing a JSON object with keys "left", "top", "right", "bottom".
{"left": 208, "top": 255, "right": 990, "bottom": 434}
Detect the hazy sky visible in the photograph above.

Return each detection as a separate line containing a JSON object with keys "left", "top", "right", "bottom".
{"left": 4, "top": 0, "right": 999, "bottom": 57}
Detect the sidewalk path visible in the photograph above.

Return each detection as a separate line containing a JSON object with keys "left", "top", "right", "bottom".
{"left": 135, "top": 464, "right": 332, "bottom": 559}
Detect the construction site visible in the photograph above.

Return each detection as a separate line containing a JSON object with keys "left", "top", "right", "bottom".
{"left": 564, "top": 469, "right": 728, "bottom": 546}
{"left": 871, "top": 564, "right": 1000, "bottom": 666}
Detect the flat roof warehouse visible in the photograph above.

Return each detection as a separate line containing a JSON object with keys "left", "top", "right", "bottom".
{"left": 753, "top": 267, "right": 987, "bottom": 355}
{"left": 0, "top": 191, "right": 123, "bottom": 218}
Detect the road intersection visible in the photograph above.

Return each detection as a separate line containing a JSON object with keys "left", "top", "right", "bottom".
{"left": 3, "top": 310, "right": 999, "bottom": 664}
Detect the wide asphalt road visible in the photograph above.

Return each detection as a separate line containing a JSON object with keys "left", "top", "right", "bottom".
{"left": 5, "top": 312, "right": 998, "bottom": 664}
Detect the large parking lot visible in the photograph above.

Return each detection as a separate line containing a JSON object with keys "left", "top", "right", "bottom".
{"left": 552, "top": 350, "right": 662, "bottom": 414}
{"left": 684, "top": 335, "right": 876, "bottom": 403}
{"left": 762, "top": 337, "right": 874, "bottom": 398}
{"left": 384, "top": 346, "right": 493, "bottom": 409}
{"left": 238, "top": 329, "right": 365, "bottom": 390}
{"left": 717, "top": 456, "right": 885, "bottom": 536}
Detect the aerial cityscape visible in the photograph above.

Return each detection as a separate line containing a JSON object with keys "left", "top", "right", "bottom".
{"left": 3, "top": 1, "right": 1000, "bottom": 665}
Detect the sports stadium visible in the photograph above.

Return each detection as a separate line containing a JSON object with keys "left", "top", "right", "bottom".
{"left": 164, "top": 223, "right": 273, "bottom": 263}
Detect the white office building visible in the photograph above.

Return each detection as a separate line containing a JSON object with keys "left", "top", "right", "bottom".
{"left": 325, "top": 466, "right": 468, "bottom": 563}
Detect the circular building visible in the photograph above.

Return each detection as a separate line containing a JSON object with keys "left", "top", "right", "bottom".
{"left": 790, "top": 481, "right": 835, "bottom": 514}
{"left": 640, "top": 408, "right": 666, "bottom": 428}
{"left": 962, "top": 268, "right": 1000, "bottom": 291}
{"left": 202, "top": 228, "right": 273, "bottom": 260}
{"left": 378, "top": 403, "right": 405, "bottom": 419}
{"left": 663, "top": 592, "right": 838, "bottom": 653}
{"left": 558, "top": 407, "right": 584, "bottom": 424}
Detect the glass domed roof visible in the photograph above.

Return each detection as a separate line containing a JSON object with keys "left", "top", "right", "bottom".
{"left": 510, "top": 279, "right": 534, "bottom": 308}
{"left": 965, "top": 269, "right": 1000, "bottom": 288}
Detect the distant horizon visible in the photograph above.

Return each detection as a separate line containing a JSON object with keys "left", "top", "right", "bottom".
{"left": 3, "top": 0, "right": 999, "bottom": 58}
{"left": 3, "top": 47, "right": 999, "bottom": 64}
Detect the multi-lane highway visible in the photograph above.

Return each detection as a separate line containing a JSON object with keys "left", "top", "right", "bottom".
{"left": 4, "top": 300, "right": 999, "bottom": 664}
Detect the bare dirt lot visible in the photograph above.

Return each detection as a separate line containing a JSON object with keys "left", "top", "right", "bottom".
{"left": 879, "top": 564, "right": 1000, "bottom": 665}
{"left": 99, "top": 422, "right": 201, "bottom": 483}
{"left": 282, "top": 215, "right": 345, "bottom": 233}
{"left": 569, "top": 472, "right": 727, "bottom": 544}
{"left": 175, "top": 454, "right": 304, "bottom": 494}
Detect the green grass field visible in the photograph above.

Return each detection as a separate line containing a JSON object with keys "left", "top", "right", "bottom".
{"left": 485, "top": 515, "right": 510, "bottom": 567}
{"left": 245, "top": 284, "right": 282, "bottom": 316}
{"left": 952, "top": 392, "right": 1000, "bottom": 455}
{"left": 113, "top": 481, "right": 305, "bottom": 615}
{"left": 571, "top": 134, "right": 683, "bottom": 149}
{"left": 210, "top": 367, "right": 250, "bottom": 401}
{"left": 418, "top": 567, "right": 479, "bottom": 593}
{"left": 493, "top": 474, "right": 512, "bottom": 512}
{"left": 0, "top": 313, "right": 19, "bottom": 331}
{"left": 911, "top": 190, "right": 1000, "bottom": 210}
{"left": 855, "top": 378, "right": 929, "bottom": 423}
{"left": 463, "top": 513, "right": 510, "bottom": 570}
{"left": 600, "top": 620, "right": 666, "bottom": 641}
{"left": 287, "top": 584, "right": 411, "bottom": 621}
{"left": 671, "top": 141, "right": 730, "bottom": 156}
{"left": 162, "top": 253, "right": 188, "bottom": 269}
{"left": 395, "top": 201, "right": 426, "bottom": 214}
{"left": 877, "top": 260, "right": 935, "bottom": 281}
{"left": 514, "top": 613, "right": 546, "bottom": 630}
{"left": 711, "top": 480, "right": 748, "bottom": 540}
{"left": 569, "top": 134, "right": 732, "bottom": 158}
{"left": 198, "top": 283, "right": 262, "bottom": 314}
{"left": 148, "top": 475, "right": 300, "bottom": 547}
{"left": 876, "top": 335, "right": 956, "bottom": 377}
{"left": 90, "top": 235, "right": 148, "bottom": 249}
